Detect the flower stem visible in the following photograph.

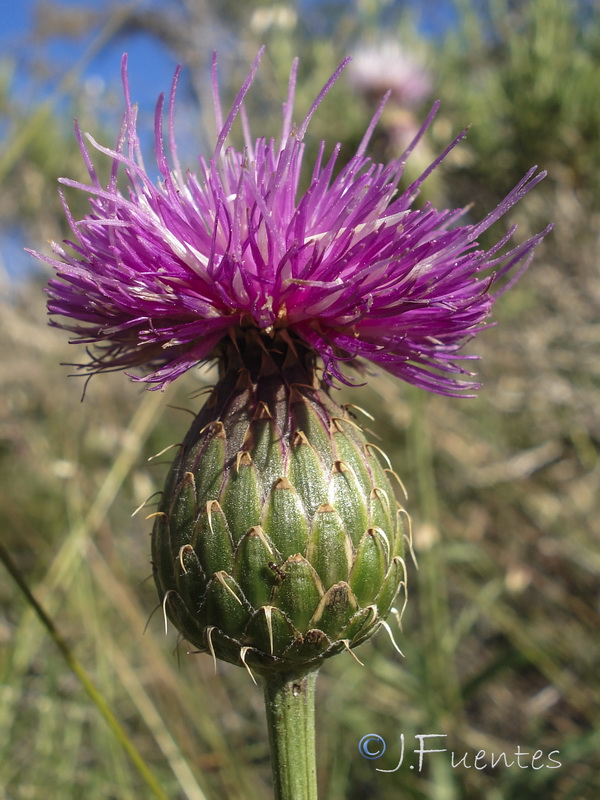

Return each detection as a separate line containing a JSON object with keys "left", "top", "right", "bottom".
{"left": 262, "top": 670, "right": 319, "bottom": 800}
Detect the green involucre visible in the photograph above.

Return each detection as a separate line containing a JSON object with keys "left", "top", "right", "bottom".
{"left": 152, "top": 339, "right": 406, "bottom": 676}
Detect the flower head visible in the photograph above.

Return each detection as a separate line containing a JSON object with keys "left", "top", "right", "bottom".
{"left": 347, "top": 39, "right": 432, "bottom": 107}
{"left": 36, "top": 49, "right": 550, "bottom": 396}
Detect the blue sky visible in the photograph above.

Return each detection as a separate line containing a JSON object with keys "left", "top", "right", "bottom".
{"left": 2, "top": 0, "right": 458, "bottom": 108}
{"left": 1, "top": 0, "right": 457, "bottom": 280}
{"left": 2, "top": 0, "right": 180, "bottom": 109}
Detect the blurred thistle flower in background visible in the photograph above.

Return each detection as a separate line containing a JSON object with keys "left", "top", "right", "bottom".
{"left": 347, "top": 39, "right": 433, "bottom": 157}
{"left": 347, "top": 39, "right": 432, "bottom": 107}
{"left": 31, "top": 47, "right": 551, "bottom": 799}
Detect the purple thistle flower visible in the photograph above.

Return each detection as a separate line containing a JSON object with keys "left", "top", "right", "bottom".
{"left": 34, "top": 49, "right": 550, "bottom": 396}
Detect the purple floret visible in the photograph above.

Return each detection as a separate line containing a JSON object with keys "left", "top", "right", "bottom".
{"left": 33, "top": 48, "right": 551, "bottom": 395}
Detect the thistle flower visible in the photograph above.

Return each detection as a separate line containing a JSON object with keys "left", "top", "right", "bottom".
{"left": 347, "top": 39, "right": 432, "bottom": 107}
{"left": 35, "top": 46, "right": 550, "bottom": 664}
{"left": 36, "top": 48, "right": 550, "bottom": 800}
{"left": 37, "top": 49, "right": 548, "bottom": 399}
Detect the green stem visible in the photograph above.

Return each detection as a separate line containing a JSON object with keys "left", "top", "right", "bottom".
{"left": 262, "top": 670, "right": 319, "bottom": 800}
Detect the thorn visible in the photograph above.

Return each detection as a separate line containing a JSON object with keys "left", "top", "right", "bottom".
{"left": 390, "top": 606, "right": 403, "bottom": 630}
{"left": 332, "top": 459, "right": 350, "bottom": 474}
{"left": 404, "top": 533, "right": 418, "bottom": 570}
{"left": 331, "top": 415, "right": 363, "bottom": 433}
{"left": 316, "top": 502, "right": 336, "bottom": 514}
{"left": 278, "top": 328, "right": 299, "bottom": 357}
{"left": 289, "top": 381, "right": 318, "bottom": 393}
{"left": 392, "top": 578, "right": 409, "bottom": 629}
{"left": 206, "top": 500, "right": 223, "bottom": 536}
{"left": 248, "top": 526, "right": 274, "bottom": 555}
{"left": 199, "top": 420, "right": 226, "bottom": 437}
{"left": 396, "top": 555, "right": 408, "bottom": 585}
{"left": 166, "top": 404, "right": 196, "bottom": 418}
{"left": 385, "top": 468, "right": 408, "bottom": 500}
{"left": 253, "top": 401, "right": 273, "bottom": 420}
{"left": 215, "top": 572, "right": 243, "bottom": 605}
{"left": 143, "top": 602, "right": 162, "bottom": 635}
{"left": 162, "top": 590, "right": 175, "bottom": 635}
{"left": 264, "top": 606, "right": 275, "bottom": 655}
{"left": 291, "top": 430, "right": 310, "bottom": 447}
{"left": 399, "top": 509, "right": 418, "bottom": 569}
{"left": 380, "top": 619, "right": 404, "bottom": 657}
{"left": 178, "top": 544, "right": 194, "bottom": 574}
{"left": 239, "top": 647, "right": 258, "bottom": 685}
{"left": 365, "top": 442, "right": 393, "bottom": 470}
{"left": 341, "top": 639, "right": 364, "bottom": 666}
{"left": 131, "top": 490, "right": 162, "bottom": 518}
{"left": 205, "top": 626, "right": 218, "bottom": 672}
{"left": 342, "top": 403, "right": 375, "bottom": 422}
{"left": 148, "top": 442, "right": 182, "bottom": 461}
{"left": 236, "top": 450, "right": 253, "bottom": 472}
{"left": 145, "top": 510, "right": 167, "bottom": 521}
{"left": 188, "top": 385, "right": 215, "bottom": 401}
{"left": 369, "top": 526, "right": 391, "bottom": 562}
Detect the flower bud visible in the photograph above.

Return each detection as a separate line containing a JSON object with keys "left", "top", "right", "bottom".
{"left": 152, "top": 336, "right": 405, "bottom": 676}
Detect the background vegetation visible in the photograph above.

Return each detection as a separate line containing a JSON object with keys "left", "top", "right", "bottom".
{"left": 1, "top": 1, "right": 598, "bottom": 798}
